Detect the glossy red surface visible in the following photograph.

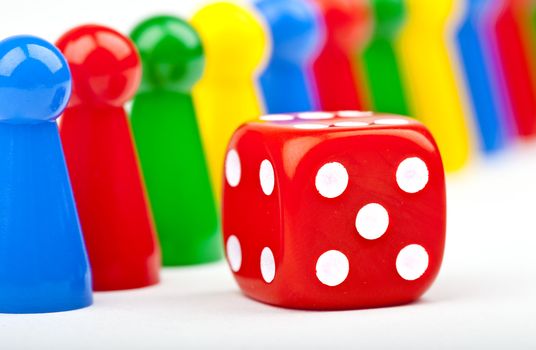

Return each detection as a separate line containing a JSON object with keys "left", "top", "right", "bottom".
{"left": 57, "top": 25, "right": 142, "bottom": 108}
{"left": 492, "top": 0, "right": 536, "bottom": 137}
{"left": 57, "top": 25, "right": 160, "bottom": 291}
{"left": 222, "top": 111, "right": 446, "bottom": 310}
{"left": 312, "top": 0, "right": 372, "bottom": 111}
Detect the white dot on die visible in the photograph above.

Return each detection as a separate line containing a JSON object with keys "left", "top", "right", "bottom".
{"left": 333, "top": 121, "right": 369, "bottom": 128}
{"left": 225, "top": 149, "right": 241, "bottom": 187}
{"left": 226, "top": 235, "right": 242, "bottom": 272}
{"left": 355, "top": 203, "right": 390, "bottom": 240}
{"left": 293, "top": 123, "right": 330, "bottom": 130}
{"left": 396, "top": 157, "right": 429, "bottom": 194}
{"left": 337, "top": 110, "right": 373, "bottom": 118}
{"left": 396, "top": 244, "right": 429, "bottom": 281}
{"left": 259, "top": 159, "right": 275, "bottom": 196}
{"left": 260, "top": 247, "right": 276, "bottom": 283}
{"left": 260, "top": 114, "right": 294, "bottom": 121}
{"left": 297, "top": 112, "right": 334, "bottom": 120}
{"left": 316, "top": 250, "right": 350, "bottom": 287}
{"left": 315, "top": 162, "right": 349, "bottom": 198}
{"left": 374, "top": 118, "right": 410, "bottom": 126}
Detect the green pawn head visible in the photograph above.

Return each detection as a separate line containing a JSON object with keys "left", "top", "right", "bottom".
{"left": 131, "top": 15, "right": 204, "bottom": 92}
{"left": 371, "top": 0, "right": 406, "bottom": 38}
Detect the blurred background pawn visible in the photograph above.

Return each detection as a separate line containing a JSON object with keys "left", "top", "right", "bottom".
{"left": 130, "top": 15, "right": 221, "bottom": 266}
{"left": 255, "top": 0, "right": 325, "bottom": 114}
{"left": 311, "top": 0, "right": 372, "bottom": 111}
{"left": 361, "top": 0, "right": 410, "bottom": 116}
{"left": 0, "top": 35, "right": 92, "bottom": 313}
{"left": 191, "top": 1, "right": 269, "bottom": 203}
{"left": 455, "top": 0, "right": 510, "bottom": 154}
{"left": 490, "top": 0, "right": 536, "bottom": 138}
{"left": 397, "top": 0, "right": 473, "bottom": 172}
{"left": 57, "top": 25, "right": 161, "bottom": 291}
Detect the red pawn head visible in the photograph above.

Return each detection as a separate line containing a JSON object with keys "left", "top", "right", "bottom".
{"left": 56, "top": 25, "right": 142, "bottom": 108}
{"left": 313, "top": 0, "right": 372, "bottom": 51}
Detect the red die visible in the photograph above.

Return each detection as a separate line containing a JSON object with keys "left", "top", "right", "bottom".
{"left": 222, "top": 111, "right": 446, "bottom": 310}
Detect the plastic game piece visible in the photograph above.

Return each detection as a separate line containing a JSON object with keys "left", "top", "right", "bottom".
{"left": 489, "top": 0, "right": 536, "bottom": 137}
{"left": 311, "top": 0, "right": 372, "bottom": 111}
{"left": 255, "top": 0, "right": 324, "bottom": 113}
{"left": 191, "top": 2, "right": 269, "bottom": 203}
{"left": 57, "top": 25, "right": 160, "bottom": 291}
{"left": 478, "top": 1, "right": 517, "bottom": 139}
{"left": 130, "top": 16, "right": 221, "bottom": 266}
{"left": 222, "top": 111, "right": 446, "bottom": 310}
{"left": 361, "top": 0, "right": 410, "bottom": 115}
{"left": 397, "top": 0, "right": 472, "bottom": 171}
{"left": 455, "top": 0, "right": 509, "bottom": 153}
{"left": 0, "top": 35, "right": 92, "bottom": 313}
{"left": 522, "top": 1, "right": 536, "bottom": 87}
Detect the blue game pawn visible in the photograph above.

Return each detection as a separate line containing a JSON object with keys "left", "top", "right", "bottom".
{"left": 455, "top": 0, "right": 510, "bottom": 153}
{"left": 255, "top": 0, "right": 324, "bottom": 113}
{"left": 0, "top": 36, "right": 92, "bottom": 313}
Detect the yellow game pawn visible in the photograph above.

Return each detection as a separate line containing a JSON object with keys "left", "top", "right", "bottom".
{"left": 397, "top": 0, "right": 473, "bottom": 171}
{"left": 191, "top": 2, "right": 269, "bottom": 203}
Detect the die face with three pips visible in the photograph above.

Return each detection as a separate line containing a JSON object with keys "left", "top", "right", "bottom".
{"left": 222, "top": 111, "right": 446, "bottom": 310}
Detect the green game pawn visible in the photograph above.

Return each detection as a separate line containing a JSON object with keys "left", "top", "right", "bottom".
{"left": 130, "top": 16, "right": 221, "bottom": 266}
{"left": 361, "top": 0, "right": 410, "bottom": 115}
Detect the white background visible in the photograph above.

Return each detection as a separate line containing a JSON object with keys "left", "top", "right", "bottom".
{"left": 0, "top": 0, "right": 535, "bottom": 348}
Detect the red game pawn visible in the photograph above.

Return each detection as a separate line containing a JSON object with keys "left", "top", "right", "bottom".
{"left": 312, "top": 0, "right": 372, "bottom": 111}
{"left": 490, "top": 0, "right": 536, "bottom": 137}
{"left": 57, "top": 25, "right": 160, "bottom": 291}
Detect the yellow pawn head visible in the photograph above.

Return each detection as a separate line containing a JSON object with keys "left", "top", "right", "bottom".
{"left": 404, "top": 0, "right": 454, "bottom": 26}
{"left": 191, "top": 1, "right": 269, "bottom": 81}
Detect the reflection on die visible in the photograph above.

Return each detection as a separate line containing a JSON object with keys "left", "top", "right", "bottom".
{"left": 222, "top": 111, "right": 446, "bottom": 310}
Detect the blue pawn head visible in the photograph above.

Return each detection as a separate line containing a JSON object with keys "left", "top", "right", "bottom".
{"left": 256, "top": 0, "right": 325, "bottom": 64}
{"left": 467, "top": 0, "right": 491, "bottom": 14}
{"left": 0, "top": 35, "right": 71, "bottom": 123}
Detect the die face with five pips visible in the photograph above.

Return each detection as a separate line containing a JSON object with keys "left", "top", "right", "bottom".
{"left": 222, "top": 111, "right": 446, "bottom": 310}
